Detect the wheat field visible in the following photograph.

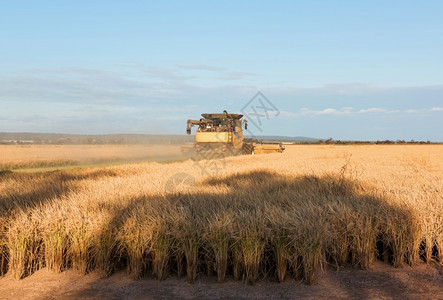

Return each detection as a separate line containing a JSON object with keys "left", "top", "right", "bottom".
{"left": 0, "top": 145, "right": 183, "bottom": 170}
{"left": 0, "top": 145, "right": 441, "bottom": 285}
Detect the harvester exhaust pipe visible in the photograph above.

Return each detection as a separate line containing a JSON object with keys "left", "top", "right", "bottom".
{"left": 186, "top": 120, "right": 192, "bottom": 135}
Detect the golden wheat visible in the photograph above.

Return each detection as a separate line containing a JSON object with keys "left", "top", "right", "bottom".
{"left": 0, "top": 145, "right": 441, "bottom": 285}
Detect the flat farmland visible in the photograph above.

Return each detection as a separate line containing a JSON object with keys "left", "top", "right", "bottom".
{"left": 0, "top": 144, "right": 184, "bottom": 170}
{"left": 0, "top": 145, "right": 442, "bottom": 299}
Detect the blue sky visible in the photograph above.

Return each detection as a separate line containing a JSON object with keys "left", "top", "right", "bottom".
{"left": 1, "top": 1, "right": 442, "bottom": 141}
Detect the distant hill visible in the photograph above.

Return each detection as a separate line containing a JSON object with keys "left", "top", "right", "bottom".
{"left": 0, "top": 132, "right": 193, "bottom": 145}
{"left": 0, "top": 132, "right": 320, "bottom": 145}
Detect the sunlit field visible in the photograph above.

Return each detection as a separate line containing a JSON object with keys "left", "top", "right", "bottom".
{"left": 0, "top": 145, "right": 183, "bottom": 170}
{"left": 0, "top": 145, "right": 441, "bottom": 285}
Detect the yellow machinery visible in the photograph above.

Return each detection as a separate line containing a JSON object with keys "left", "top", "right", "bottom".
{"left": 185, "top": 110, "right": 285, "bottom": 154}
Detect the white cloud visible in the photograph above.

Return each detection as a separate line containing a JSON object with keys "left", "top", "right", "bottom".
{"left": 217, "top": 71, "right": 258, "bottom": 81}
{"left": 357, "top": 107, "right": 387, "bottom": 114}
{"left": 177, "top": 64, "right": 226, "bottom": 71}
{"left": 278, "top": 110, "right": 297, "bottom": 117}
{"left": 2, "top": 65, "right": 442, "bottom": 137}
{"left": 296, "top": 107, "right": 436, "bottom": 116}
{"left": 300, "top": 107, "right": 353, "bottom": 115}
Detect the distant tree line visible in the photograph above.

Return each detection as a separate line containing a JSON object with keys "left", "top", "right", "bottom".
{"left": 296, "top": 138, "right": 435, "bottom": 145}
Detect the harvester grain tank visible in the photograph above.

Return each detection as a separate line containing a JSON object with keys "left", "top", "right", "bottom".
{"left": 185, "top": 110, "right": 285, "bottom": 154}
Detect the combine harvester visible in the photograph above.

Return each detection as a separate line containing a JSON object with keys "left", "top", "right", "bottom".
{"left": 183, "top": 111, "right": 285, "bottom": 155}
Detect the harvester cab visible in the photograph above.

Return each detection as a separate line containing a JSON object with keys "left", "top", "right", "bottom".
{"left": 185, "top": 111, "right": 285, "bottom": 155}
